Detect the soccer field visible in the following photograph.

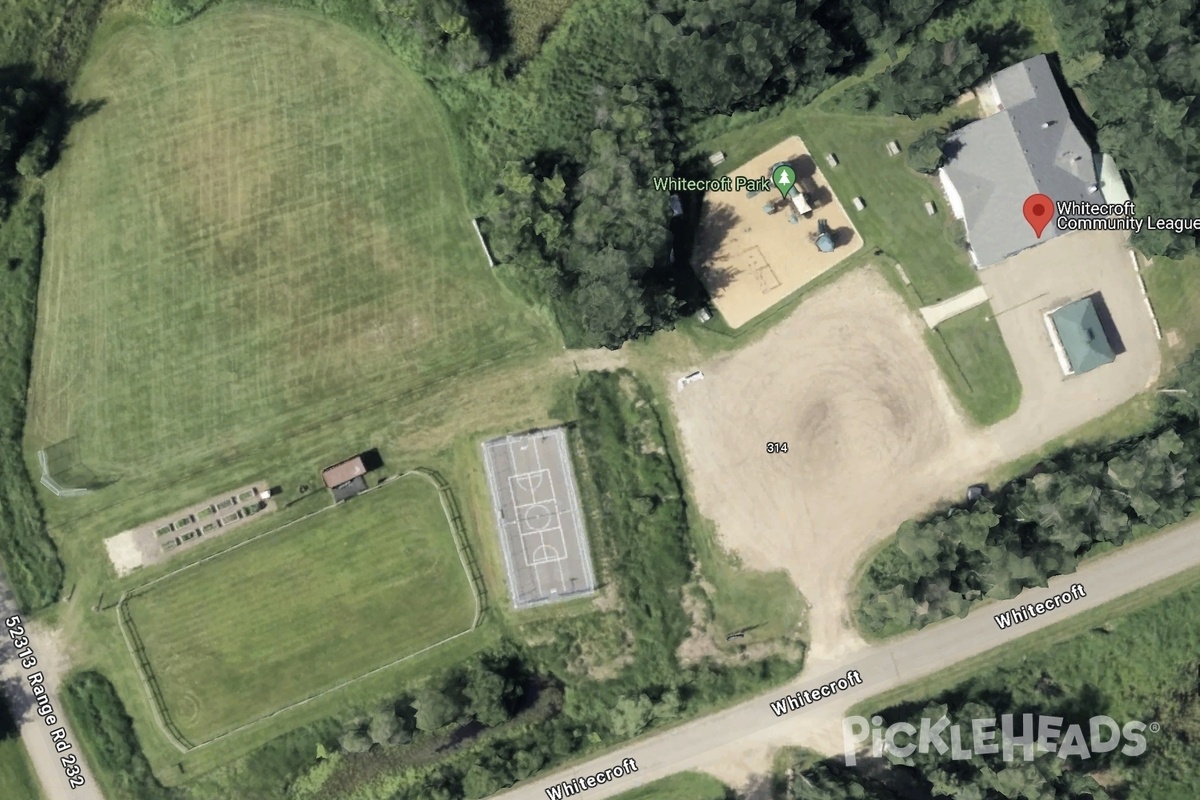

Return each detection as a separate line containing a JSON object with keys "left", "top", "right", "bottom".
{"left": 121, "top": 472, "right": 478, "bottom": 745}
{"left": 27, "top": 7, "right": 548, "bottom": 484}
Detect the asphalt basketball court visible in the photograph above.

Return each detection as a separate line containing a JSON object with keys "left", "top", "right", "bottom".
{"left": 482, "top": 428, "right": 596, "bottom": 608}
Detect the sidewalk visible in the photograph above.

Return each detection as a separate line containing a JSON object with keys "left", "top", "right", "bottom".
{"left": 919, "top": 285, "right": 990, "bottom": 327}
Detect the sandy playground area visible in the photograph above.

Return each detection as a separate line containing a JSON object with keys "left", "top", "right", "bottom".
{"left": 671, "top": 267, "right": 1003, "bottom": 660}
{"left": 695, "top": 136, "right": 862, "bottom": 329}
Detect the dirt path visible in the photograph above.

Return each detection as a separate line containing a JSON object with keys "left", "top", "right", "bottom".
{"left": 555, "top": 347, "right": 630, "bottom": 373}
{"left": 0, "top": 583, "right": 105, "bottom": 800}
{"left": 918, "top": 285, "right": 989, "bottom": 327}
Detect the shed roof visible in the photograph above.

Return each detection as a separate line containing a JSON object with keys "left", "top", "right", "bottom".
{"left": 331, "top": 475, "right": 369, "bottom": 502}
{"left": 941, "top": 55, "right": 1102, "bottom": 267}
{"left": 1051, "top": 297, "right": 1116, "bottom": 374}
{"left": 322, "top": 455, "right": 367, "bottom": 488}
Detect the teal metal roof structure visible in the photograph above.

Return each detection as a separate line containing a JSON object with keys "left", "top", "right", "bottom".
{"left": 1050, "top": 296, "right": 1115, "bottom": 374}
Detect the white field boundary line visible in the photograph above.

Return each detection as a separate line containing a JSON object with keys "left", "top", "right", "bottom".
{"left": 506, "top": 440, "right": 545, "bottom": 599}
{"left": 531, "top": 433, "right": 570, "bottom": 594}
{"left": 411, "top": 467, "right": 484, "bottom": 630}
{"left": 117, "top": 470, "right": 482, "bottom": 752}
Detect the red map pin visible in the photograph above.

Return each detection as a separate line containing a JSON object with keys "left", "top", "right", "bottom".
{"left": 1023, "top": 193, "right": 1054, "bottom": 238}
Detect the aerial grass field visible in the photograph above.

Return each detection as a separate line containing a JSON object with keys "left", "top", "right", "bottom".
{"left": 926, "top": 304, "right": 1022, "bottom": 425}
{"left": 0, "top": 736, "right": 43, "bottom": 800}
{"left": 27, "top": 7, "right": 550, "bottom": 501}
{"left": 1144, "top": 253, "right": 1200, "bottom": 369}
{"left": 121, "top": 472, "right": 478, "bottom": 746}
{"left": 610, "top": 771, "right": 731, "bottom": 800}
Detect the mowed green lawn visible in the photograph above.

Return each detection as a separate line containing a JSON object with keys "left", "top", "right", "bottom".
{"left": 123, "top": 473, "right": 476, "bottom": 744}
{"left": 28, "top": 7, "right": 549, "bottom": 484}
{"left": 1143, "top": 253, "right": 1200, "bottom": 369}
{"left": 927, "top": 304, "right": 1022, "bottom": 425}
{"left": 0, "top": 737, "right": 43, "bottom": 800}
{"left": 611, "top": 772, "right": 731, "bottom": 800}
{"left": 791, "top": 111, "right": 980, "bottom": 306}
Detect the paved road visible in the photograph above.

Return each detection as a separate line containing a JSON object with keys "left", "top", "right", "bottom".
{"left": 495, "top": 519, "right": 1200, "bottom": 799}
{"left": 0, "top": 582, "right": 104, "bottom": 800}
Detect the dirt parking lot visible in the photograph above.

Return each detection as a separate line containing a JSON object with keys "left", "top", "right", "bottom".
{"left": 672, "top": 268, "right": 1001, "bottom": 659}
{"left": 671, "top": 233, "right": 1162, "bottom": 661}
{"left": 695, "top": 136, "right": 862, "bottom": 329}
{"left": 981, "top": 229, "right": 1162, "bottom": 445}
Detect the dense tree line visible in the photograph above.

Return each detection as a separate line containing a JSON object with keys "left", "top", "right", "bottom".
{"left": 487, "top": 86, "right": 681, "bottom": 347}
{"left": 803, "top": 579, "right": 1200, "bottom": 798}
{"left": 782, "top": 700, "right": 1112, "bottom": 799}
{"left": 1047, "top": 0, "right": 1200, "bottom": 258}
{"left": 812, "top": 0, "right": 947, "bottom": 71}
{"left": 61, "top": 671, "right": 179, "bottom": 800}
{"left": 376, "top": 0, "right": 505, "bottom": 73}
{"left": 857, "top": 352, "right": 1200, "bottom": 636}
{"left": 0, "top": 26, "right": 102, "bottom": 610}
{"left": 874, "top": 37, "right": 989, "bottom": 117}
{"left": 482, "top": 0, "right": 964, "bottom": 347}
{"left": 337, "top": 647, "right": 528, "bottom": 757}
{"left": 644, "top": 0, "right": 837, "bottom": 116}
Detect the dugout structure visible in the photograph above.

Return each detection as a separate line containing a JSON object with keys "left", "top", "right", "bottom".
{"left": 482, "top": 428, "right": 596, "bottom": 608}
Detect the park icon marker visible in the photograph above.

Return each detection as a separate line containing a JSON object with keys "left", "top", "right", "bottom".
{"left": 1023, "top": 193, "right": 1054, "bottom": 238}
{"left": 772, "top": 163, "right": 797, "bottom": 199}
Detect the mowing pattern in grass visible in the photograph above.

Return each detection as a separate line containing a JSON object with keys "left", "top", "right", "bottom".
{"left": 28, "top": 8, "right": 547, "bottom": 482}
{"left": 122, "top": 472, "right": 478, "bottom": 745}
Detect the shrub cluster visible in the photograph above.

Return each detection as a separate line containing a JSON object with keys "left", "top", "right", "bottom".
{"left": 857, "top": 354, "right": 1200, "bottom": 636}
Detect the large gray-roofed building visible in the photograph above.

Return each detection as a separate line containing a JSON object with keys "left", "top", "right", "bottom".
{"left": 940, "top": 55, "right": 1104, "bottom": 268}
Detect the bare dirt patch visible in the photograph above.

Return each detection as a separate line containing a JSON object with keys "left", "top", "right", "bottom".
{"left": 671, "top": 267, "right": 1000, "bottom": 660}
{"left": 694, "top": 136, "right": 863, "bottom": 329}
{"left": 672, "top": 238, "right": 1162, "bottom": 662}
{"left": 104, "top": 482, "right": 275, "bottom": 575}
